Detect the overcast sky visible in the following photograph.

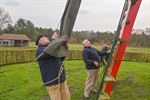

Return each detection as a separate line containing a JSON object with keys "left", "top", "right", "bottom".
{"left": 0, "top": 0, "right": 149, "bottom": 31}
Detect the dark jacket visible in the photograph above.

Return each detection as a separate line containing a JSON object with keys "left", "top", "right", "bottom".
{"left": 82, "top": 47, "right": 107, "bottom": 70}
{"left": 101, "top": 47, "right": 110, "bottom": 61}
{"left": 36, "top": 45, "right": 66, "bottom": 86}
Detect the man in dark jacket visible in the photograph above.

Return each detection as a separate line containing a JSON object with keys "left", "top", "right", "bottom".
{"left": 100, "top": 41, "right": 110, "bottom": 66}
{"left": 82, "top": 39, "right": 107, "bottom": 98}
{"left": 35, "top": 33, "right": 70, "bottom": 100}
{"left": 99, "top": 42, "right": 115, "bottom": 99}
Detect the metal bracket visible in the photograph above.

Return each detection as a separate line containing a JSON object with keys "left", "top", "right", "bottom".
{"left": 131, "top": 0, "right": 137, "bottom": 5}
{"left": 118, "top": 38, "right": 128, "bottom": 43}
{"left": 114, "top": 56, "right": 119, "bottom": 62}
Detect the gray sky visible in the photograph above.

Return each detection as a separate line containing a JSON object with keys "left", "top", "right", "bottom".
{"left": 0, "top": 0, "right": 149, "bottom": 31}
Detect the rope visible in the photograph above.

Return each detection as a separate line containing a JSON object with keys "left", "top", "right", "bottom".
{"left": 31, "top": 58, "right": 64, "bottom": 87}
{"left": 43, "top": 58, "right": 64, "bottom": 85}
{"left": 34, "top": 0, "right": 72, "bottom": 61}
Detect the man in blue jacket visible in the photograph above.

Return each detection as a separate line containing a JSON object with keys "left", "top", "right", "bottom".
{"left": 82, "top": 39, "right": 107, "bottom": 98}
{"left": 35, "top": 33, "right": 70, "bottom": 100}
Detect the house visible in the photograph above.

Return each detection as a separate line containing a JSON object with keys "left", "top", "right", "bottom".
{"left": 0, "top": 34, "right": 30, "bottom": 47}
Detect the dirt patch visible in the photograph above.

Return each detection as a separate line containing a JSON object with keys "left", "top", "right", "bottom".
{"left": 41, "top": 95, "right": 50, "bottom": 100}
{"left": 112, "top": 76, "right": 134, "bottom": 90}
{"left": 78, "top": 95, "right": 89, "bottom": 100}
{"left": 0, "top": 88, "right": 13, "bottom": 95}
{"left": 0, "top": 70, "right": 7, "bottom": 76}
{"left": 69, "top": 86, "right": 76, "bottom": 93}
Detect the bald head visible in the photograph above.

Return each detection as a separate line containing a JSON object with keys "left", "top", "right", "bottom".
{"left": 82, "top": 39, "right": 91, "bottom": 47}
{"left": 39, "top": 36, "right": 50, "bottom": 45}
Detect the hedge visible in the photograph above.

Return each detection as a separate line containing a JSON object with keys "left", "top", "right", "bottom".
{"left": 0, "top": 50, "right": 150, "bottom": 66}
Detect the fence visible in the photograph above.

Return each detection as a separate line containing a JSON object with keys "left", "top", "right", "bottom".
{"left": 0, "top": 50, "right": 35, "bottom": 66}
{"left": 0, "top": 50, "right": 150, "bottom": 66}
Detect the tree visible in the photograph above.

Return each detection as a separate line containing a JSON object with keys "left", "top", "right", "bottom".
{"left": 14, "top": 18, "right": 27, "bottom": 34}
{"left": 0, "top": 7, "right": 12, "bottom": 29}
{"left": 0, "top": 27, "right": 2, "bottom": 34}
{"left": 14, "top": 18, "right": 40, "bottom": 41}
{"left": 3, "top": 24, "right": 14, "bottom": 33}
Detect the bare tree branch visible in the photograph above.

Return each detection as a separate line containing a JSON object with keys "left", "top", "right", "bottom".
{"left": 0, "top": 7, "right": 12, "bottom": 29}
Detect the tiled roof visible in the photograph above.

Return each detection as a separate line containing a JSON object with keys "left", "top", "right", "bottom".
{"left": 0, "top": 34, "right": 30, "bottom": 41}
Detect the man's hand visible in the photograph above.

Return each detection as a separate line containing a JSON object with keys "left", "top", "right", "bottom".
{"left": 94, "top": 61, "right": 99, "bottom": 67}
{"left": 52, "top": 32, "right": 59, "bottom": 39}
{"left": 107, "top": 50, "right": 111, "bottom": 53}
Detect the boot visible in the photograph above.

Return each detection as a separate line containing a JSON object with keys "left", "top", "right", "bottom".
{"left": 98, "top": 92, "right": 110, "bottom": 100}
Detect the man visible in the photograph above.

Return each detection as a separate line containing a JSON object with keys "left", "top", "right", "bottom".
{"left": 99, "top": 41, "right": 115, "bottom": 100}
{"left": 82, "top": 39, "right": 107, "bottom": 98}
{"left": 100, "top": 41, "right": 110, "bottom": 66}
{"left": 35, "top": 33, "right": 70, "bottom": 100}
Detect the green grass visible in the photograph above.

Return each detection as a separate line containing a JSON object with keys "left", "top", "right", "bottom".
{"left": 0, "top": 60, "right": 150, "bottom": 100}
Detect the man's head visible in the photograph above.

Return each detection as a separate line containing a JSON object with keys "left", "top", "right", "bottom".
{"left": 35, "top": 35, "right": 50, "bottom": 46}
{"left": 101, "top": 41, "right": 107, "bottom": 47}
{"left": 82, "top": 39, "right": 92, "bottom": 47}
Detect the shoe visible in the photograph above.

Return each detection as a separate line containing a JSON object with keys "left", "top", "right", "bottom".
{"left": 98, "top": 92, "right": 110, "bottom": 100}
{"left": 84, "top": 93, "right": 89, "bottom": 99}
{"left": 92, "top": 89, "right": 98, "bottom": 93}
{"left": 104, "top": 76, "right": 115, "bottom": 83}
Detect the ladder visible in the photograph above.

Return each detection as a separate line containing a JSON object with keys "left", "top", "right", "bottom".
{"left": 96, "top": 0, "right": 142, "bottom": 99}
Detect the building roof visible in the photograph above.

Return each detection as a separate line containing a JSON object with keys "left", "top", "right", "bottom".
{"left": 0, "top": 34, "right": 30, "bottom": 41}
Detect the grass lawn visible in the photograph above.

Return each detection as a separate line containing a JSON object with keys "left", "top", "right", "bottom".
{"left": 0, "top": 60, "right": 150, "bottom": 100}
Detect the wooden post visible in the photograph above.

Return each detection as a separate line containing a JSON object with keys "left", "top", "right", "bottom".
{"left": 21, "top": 40, "right": 23, "bottom": 47}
